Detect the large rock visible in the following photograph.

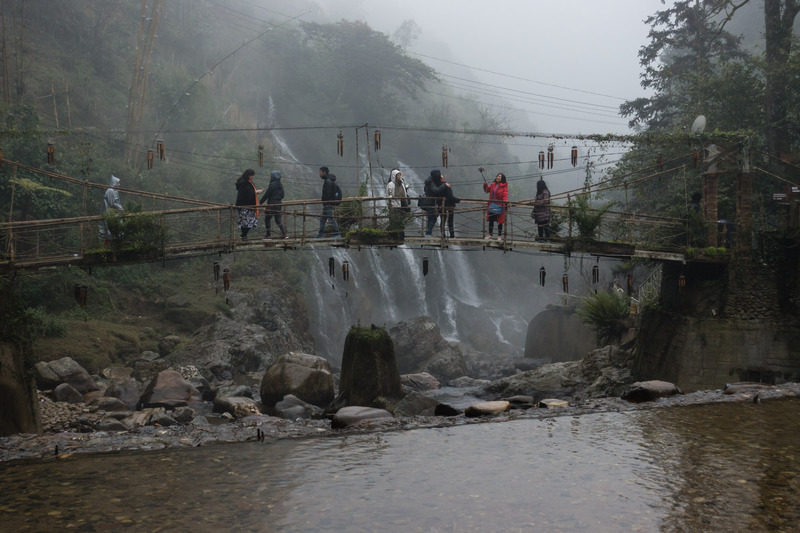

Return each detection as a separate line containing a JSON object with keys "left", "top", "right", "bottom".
{"left": 162, "top": 287, "right": 315, "bottom": 380}
{"left": 388, "top": 317, "right": 468, "bottom": 382}
{"left": 213, "top": 396, "right": 261, "bottom": 419}
{"left": 36, "top": 356, "right": 99, "bottom": 393}
{"left": 336, "top": 325, "right": 403, "bottom": 408}
{"left": 1, "top": 343, "right": 42, "bottom": 435}
{"left": 138, "top": 370, "right": 202, "bottom": 409}
{"left": 622, "top": 380, "right": 682, "bottom": 403}
{"left": 331, "top": 406, "right": 393, "bottom": 429}
{"left": 525, "top": 307, "right": 597, "bottom": 363}
{"left": 259, "top": 352, "right": 334, "bottom": 408}
{"left": 104, "top": 377, "right": 140, "bottom": 411}
{"left": 274, "top": 394, "right": 324, "bottom": 420}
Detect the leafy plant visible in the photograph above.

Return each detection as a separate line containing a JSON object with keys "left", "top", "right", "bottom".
{"left": 567, "top": 193, "right": 612, "bottom": 241}
{"left": 336, "top": 182, "right": 368, "bottom": 232}
{"left": 577, "top": 289, "right": 630, "bottom": 346}
{"left": 102, "top": 203, "right": 167, "bottom": 253}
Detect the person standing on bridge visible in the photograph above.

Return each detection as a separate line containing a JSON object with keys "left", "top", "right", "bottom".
{"left": 316, "top": 166, "right": 342, "bottom": 238}
{"left": 533, "top": 177, "right": 551, "bottom": 241}
{"left": 235, "top": 169, "right": 262, "bottom": 241}
{"left": 260, "top": 170, "right": 288, "bottom": 240}
{"left": 99, "top": 174, "right": 124, "bottom": 245}
{"left": 483, "top": 172, "right": 508, "bottom": 240}
{"left": 423, "top": 169, "right": 451, "bottom": 237}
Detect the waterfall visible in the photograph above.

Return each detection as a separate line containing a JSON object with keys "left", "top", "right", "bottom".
{"left": 264, "top": 114, "right": 602, "bottom": 364}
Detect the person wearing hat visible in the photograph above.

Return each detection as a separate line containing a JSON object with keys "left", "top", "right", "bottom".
{"left": 99, "top": 174, "right": 123, "bottom": 245}
{"left": 260, "top": 170, "right": 288, "bottom": 239}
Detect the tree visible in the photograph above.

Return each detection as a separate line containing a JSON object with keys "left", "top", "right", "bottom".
{"left": 763, "top": 0, "right": 800, "bottom": 158}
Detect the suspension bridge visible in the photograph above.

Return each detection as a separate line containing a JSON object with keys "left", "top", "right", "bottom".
{"left": 0, "top": 158, "right": 729, "bottom": 274}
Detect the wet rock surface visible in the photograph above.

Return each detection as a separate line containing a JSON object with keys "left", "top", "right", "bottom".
{"left": 3, "top": 382, "right": 798, "bottom": 464}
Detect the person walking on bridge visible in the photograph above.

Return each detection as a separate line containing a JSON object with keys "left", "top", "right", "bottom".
{"left": 260, "top": 170, "right": 288, "bottom": 239}
{"left": 483, "top": 172, "right": 508, "bottom": 240}
{"left": 99, "top": 174, "right": 124, "bottom": 245}
{"left": 423, "top": 169, "right": 450, "bottom": 237}
{"left": 316, "top": 166, "right": 342, "bottom": 238}
{"left": 235, "top": 169, "right": 262, "bottom": 241}
{"left": 533, "top": 177, "right": 551, "bottom": 241}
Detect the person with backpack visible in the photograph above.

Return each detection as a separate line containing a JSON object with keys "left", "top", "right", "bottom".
{"left": 259, "top": 170, "right": 288, "bottom": 240}
{"left": 483, "top": 172, "right": 508, "bottom": 240}
{"left": 316, "top": 166, "right": 342, "bottom": 238}
{"left": 99, "top": 174, "right": 124, "bottom": 245}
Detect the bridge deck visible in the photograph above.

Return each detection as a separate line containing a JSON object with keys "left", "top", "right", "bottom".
{"left": 2, "top": 196, "right": 694, "bottom": 272}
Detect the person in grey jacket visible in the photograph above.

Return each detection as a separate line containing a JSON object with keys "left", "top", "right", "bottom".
{"left": 260, "top": 170, "right": 288, "bottom": 239}
{"left": 99, "top": 174, "right": 123, "bottom": 244}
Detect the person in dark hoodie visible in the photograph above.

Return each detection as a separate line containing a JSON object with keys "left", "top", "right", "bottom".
{"left": 235, "top": 168, "right": 262, "bottom": 240}
{"left": 316, "top": 166, "right": 341, "bottom": 238}
{"left": 423, "top": 169, "right": 451, "bottom": 237}
{"left": 260, "top": 170, "right": 288, "bottom": 239}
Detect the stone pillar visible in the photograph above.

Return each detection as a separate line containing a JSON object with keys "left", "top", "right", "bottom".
{"left": 337, "top": 324, "right": 403, "bottom": 407}
{"left": 736, "top": 172, "right": 754, "bottom": 251}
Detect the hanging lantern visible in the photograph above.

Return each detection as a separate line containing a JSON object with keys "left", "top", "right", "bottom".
{"left": 342, "top": 260, "right": 350, "bottom": 282}
{"left": 328, "top": 257, "right": 335, "bottom": 277}
{"left": 337, "top": 131, "right": 344, "bottom": 157}
{"left": 156, "top": 138, "right": 165, "bottom": 161}
{"left": 423, "top": 256, "right": 429, "bottom": 276}
{"left": 547, "top": 144, "right": 554, "bottom": 169}
{"left": 258, "top": 144, "right": 264, "bottom": 167}
{"left": 539, "top": 266, "right": 546, "bottom": 287}
{"left": 78, "top": 285, "right": 88, "bottom": 308}
{"left": 657, "top": 153, "right": 663, "bottom": 171}
{"left": 692, "top": 150, "right": 700, "bottom": 168}
{"left": 47, "top": 141, "right": 55, "bottom": 165}
{"left": 374, "top": 129, "right": 381, "bottom": 151}
{"left": 562, "top": 273, "right": 569, "bottom": 293}
{"left": 222, "top": 268, "right": 231, "bottom": 291}
{"left": 678, "top": 273, "right": 686, "bottom": 294}
{"left": 146, "top": 148, "right": 154, "bottom": 170}
{"left": 213, "top": 261, "right": 220, "bottom": 282}
{"left": 627, "top": 273, "right": 634, "bottom": 295}
{"left": 571, "top": 146, "right": 578, "bottom": 167}
{"left": 538, "top": 151, "right": 545, "bottom": 170}
{"left": 442, "top": 145, "right": 449, "bottom": 168}
{"left": 592, "top": 264, "right": 600, "bottom": 285}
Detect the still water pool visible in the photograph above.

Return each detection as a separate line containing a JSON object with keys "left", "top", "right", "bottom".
{"left": 1, "top": 399, "right": 798, "bottom": 532}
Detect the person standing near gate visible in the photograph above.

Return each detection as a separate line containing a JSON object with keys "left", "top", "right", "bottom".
{"left": 99, "top": 174, "right": 124, "bottom": 245}
{"left": 483, "top": 172, "right": 508, "bottom": 240}
{"left": 316, "top": 166, "right": 342, "bottom": 238}
{"left": 260, "top": 170, "right": 288, "bottom": 239}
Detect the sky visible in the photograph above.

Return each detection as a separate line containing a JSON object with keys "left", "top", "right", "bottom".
{"left": 320, "top": 0, "right": 672, "bottom": 136}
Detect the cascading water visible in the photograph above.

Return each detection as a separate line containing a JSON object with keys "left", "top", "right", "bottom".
{"left": 267, "top": 127, "right": 600, "bottom": 364}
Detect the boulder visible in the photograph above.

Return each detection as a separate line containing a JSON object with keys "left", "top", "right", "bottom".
{"left": 96, "top": 418, "right": 130, "bottom": 432}
{"left": 388, "top": 317, "right": 468, "bottom": 382}
{"left": 158, "top": 335, "right": 182, "bottom": 356}
{"left": 539, "top": 398, "right": 569, "bottom": 409}
{"left": 138, "top": 370, "right": 202, "bottom": 409}
{"left": 213, "top": 396, "right": 261, "bottom": 419}
{"left": 260, "top": 352, "right": 334, "bottom": 408}
{"left": 465, "top": 400, "right": 510, "bottom": 417}
{"left": 53, "top": 383, "right": 83, "bottom": 404}
{"left": 89, "top": 396, "right": 130, "bottom": 413}
{"left": 104, "top": 377, "right": 140, "bottom": 411}
{"left": 274, "top": 394, "right": 324, "bottom": 420}
{"left": 336, "top": 325, "right": 403, "bottom": 408}
{"left": 331, "top": 406, "right": 393, "bottom": 429}
{"left": 171, "top": 406, "right": 196, "bottom": 423}
{"left": 39, "top": 357, "right": 98, "bottom": 393}
{"left": 622, "top": 380, "right": 682, "bottom": 403}
{"left": 391, "top": 391, "right": 440, "bottom": 417}
{"left": 400, "top": 372, "right": 440, "bottom": 392}
{"left": 525, "top": 307, "right": 597, "bottom": 362}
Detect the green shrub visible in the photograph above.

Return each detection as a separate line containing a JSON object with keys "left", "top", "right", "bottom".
{"left": 577, "top": 289, "right": 630, "bottom": 345}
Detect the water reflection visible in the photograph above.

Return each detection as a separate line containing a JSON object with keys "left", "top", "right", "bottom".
{"left": 0, "top": 399, "right": 798, "bottom": 532}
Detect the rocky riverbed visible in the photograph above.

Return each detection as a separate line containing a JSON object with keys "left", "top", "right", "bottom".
{"left": 3, "top": 381, "right": 799, "bottom": 464}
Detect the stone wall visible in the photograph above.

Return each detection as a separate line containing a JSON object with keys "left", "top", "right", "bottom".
{"left": 0, "top": 343, "right": 42, "bottom": 436}
{"left": 633, "top": 251, "right": 800, "bottom": 392}
{"left": 525, "top": 307, "right": 597, "bottom": 363}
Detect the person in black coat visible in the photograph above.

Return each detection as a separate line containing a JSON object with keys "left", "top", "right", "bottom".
{"left": 423, "top": 169, "right": 452, "bottom": 236}
{"left": 235, "top": 169, "right": 262, "bottom": 240}
{"left": 316, "top": 166, "right": 341, "bottom": 238}
{"left": 260, "top": 170, "right": 288, "bottom": 239}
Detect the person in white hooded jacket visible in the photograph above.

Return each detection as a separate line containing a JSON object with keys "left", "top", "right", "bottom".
{"left": 386, "top": 169, "right": 410, "bottom": 211}
{"left": 99, "top": 175, "right": 123, "bottom": 244}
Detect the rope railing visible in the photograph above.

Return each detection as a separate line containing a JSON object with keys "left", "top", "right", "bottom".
{"left": 0, "top": 195, "right": 689, "bottom": 270}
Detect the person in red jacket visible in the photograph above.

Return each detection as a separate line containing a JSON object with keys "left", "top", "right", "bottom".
{"left": 483, "top": 172, "right": 508, "bottom": 240}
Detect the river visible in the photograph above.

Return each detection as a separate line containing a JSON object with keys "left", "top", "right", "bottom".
{"left": 1, "top": 398, "right": 798, "bottom": 532}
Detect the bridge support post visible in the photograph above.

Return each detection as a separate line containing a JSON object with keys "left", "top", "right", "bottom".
{"left": 702, "top": 172, "right": 719, "bottom": 247}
